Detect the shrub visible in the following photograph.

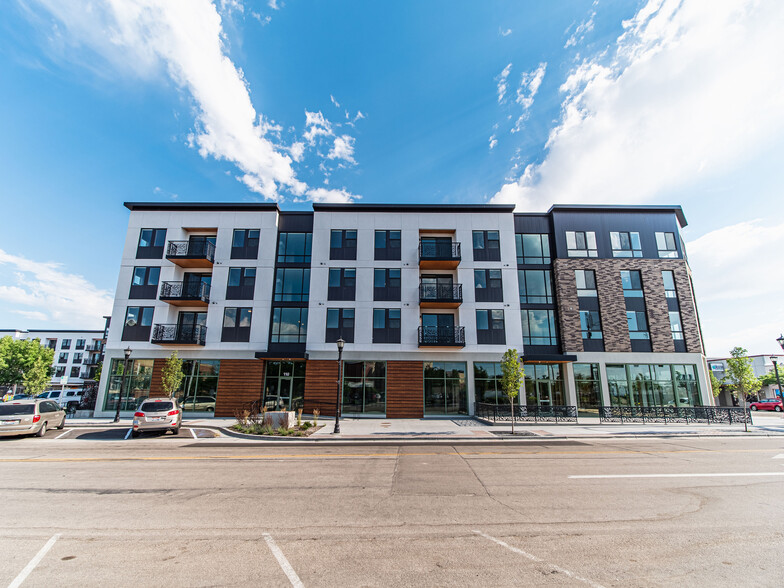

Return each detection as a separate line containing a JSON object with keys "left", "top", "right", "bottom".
{"left": 313, "top": 408, "right": 320, "bottom": 426}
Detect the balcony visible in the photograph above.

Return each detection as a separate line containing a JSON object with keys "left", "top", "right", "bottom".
{"left": 165, "top": 239, "right": 215, "bottom": 268}
{"left": 84, "top": 356, "right": 100, "bottom": 366}
{"left": 418, "top": 325, "right": 466, "bottom": 347}
{"left": 419, "top": 283, "right": 463, "bottom": 308}
{"left": 151, "top": 324, "right": 207, "bottom": 346}
{"left": 85, "top": 342, "right": 103, "bottom": 352}
{"left": 159, "top": 281, "right": 210, "bottom": 306}
{"left": 419, "top": 241, "right": 461, "bottom": 269}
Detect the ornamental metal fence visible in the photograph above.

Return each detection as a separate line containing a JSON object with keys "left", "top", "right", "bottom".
{"left": 598, "top": 406, "right": 751, "bottom": 424}
{"left": 475, "top": 402, "right": 578, "bottom": 423}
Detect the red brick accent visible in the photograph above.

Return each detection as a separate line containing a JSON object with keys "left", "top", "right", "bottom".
{"left": 387, "top": 361, "right": 424, "bottom": 418}
{"left": 214, "top": 359, "right": 264, "bottom": 417}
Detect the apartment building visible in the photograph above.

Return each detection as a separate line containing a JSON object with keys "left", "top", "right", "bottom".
{"left": 0, "top": 327, "right": 107, "bottom": 391}
{"left": 93, "top": 202, "right": 712, "bottom": 418}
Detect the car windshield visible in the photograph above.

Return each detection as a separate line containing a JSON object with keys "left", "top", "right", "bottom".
{"left": 140, "top": 402, "right": 174, "bottom": 413}
{"left": 0, "top": 405, "right": 35, "bottom": 416}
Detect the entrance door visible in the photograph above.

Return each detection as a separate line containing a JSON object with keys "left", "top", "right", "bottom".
{"left": 421, "top": 313, "right": 455, "bottom": 345}
{"left": 177, "top": 312, "right": 207, "bottom": 342}
{"left": 421, "top": 275, "right": 453, "bottom": 300}
{"left": 537, "top": 381, "right": 552, "bottom": 406}
{"left": 264, "top": 377, "right": 293, "bottom": 410}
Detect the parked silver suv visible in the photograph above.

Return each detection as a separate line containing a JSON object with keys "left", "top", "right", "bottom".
{"left": 0, "top": 399, "right": 66, "bottom": 438}
{"left": 132, "top": 398, "right": 182, "bottom": 437}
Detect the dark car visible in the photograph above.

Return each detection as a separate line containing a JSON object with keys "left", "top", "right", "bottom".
{"left": 749, "top": 398, "right": 783, "bottom": 412}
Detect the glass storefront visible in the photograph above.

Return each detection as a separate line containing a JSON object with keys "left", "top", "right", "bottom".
{"left": 342, "top": 361, "right": 386, "bottom": 415}
{"left": 573, "top": 363, "right": 602, "bottom": 416}
{"left": 174, "top": 360, "right": 220, "bottom": 413}
{"left": 424, "top": 362, "right": 467, "bottom": 415}
{"left": 103, "top": 359, "right": 154, "bottom": 412}
{"left": 474, "top": 362, "right": 505, "bottom": 404}
{"left": 606, "top": 364, "right": 701, "bottom": 407}
{"left": 524, "top": 364, "right": 565, "bottom": 406}
{"left": 263, "top": 361, "right": 306, "bottom": 411}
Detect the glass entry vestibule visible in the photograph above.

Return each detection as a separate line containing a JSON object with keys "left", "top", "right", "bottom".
{"left": 263, "top": 361, "right": 306, "bottom": 411}
{"left": 524, "top": 364, "right": 565, "bottom": 406}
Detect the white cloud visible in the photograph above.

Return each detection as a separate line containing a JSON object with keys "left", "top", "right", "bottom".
{"left": 330, "top": 94, "right": 341, "bottom": 108}
{"left": 328, "top": 135, "right": 356, "bottom": 164}
{"left": 492, "top": 0, "right": 784, "bottom": 210}
{"left": 0, "top": 249, "right": 114, "bottom": 329}
{"left": 499, "top": 27, "right": 512, "bottom": 37}
{"left": 512, "top": 62, "right": 546, "bottom": 132}
{"left": 303, "top": 110, "right": 334, "bottom": 144}
{"left": 496, "top": 63, "right": 512, "bottom": 104}
{"left": 565, "top": 12, "right": 595, "bottom": 48}
{"left": 686, "top": 219, "right": 784, "bottom": 356}
{"left": 489, "top": 135, "right": 497, "bottom": 150}
{"left": 303, "top": 187, "right": 360, "bottom": 203}
{"left": 288, "top": 141, "right": 305, "bottom": 162}
{"left": 268, "top": 0, "right": 280, "bottom": 10}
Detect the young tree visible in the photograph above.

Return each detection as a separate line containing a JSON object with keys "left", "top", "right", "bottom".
{"left": 23, "top": 351, "right": 54, "bottom": 396}
{"left": 500, "top": 349, "right": 524, "bottom": 435}
{"left": 160, "top": 351, "right": 184, "bottom": 398}
{"left": 725, "top": 346, "right": 761, "bottom": 431}
{"left": 709, "top": 370, "right": 724, "bottom": 398}
{"left": 0, "top": 336, "right": 54, "bottom": 394}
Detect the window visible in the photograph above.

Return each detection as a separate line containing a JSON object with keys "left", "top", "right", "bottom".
{"left": 610, "top": 231, "right": 642, "bottom": 257}
{"left": 73, "top": 353, "right": 83, "bottom": 363}
{"left": 374, "top": 230, "right": 401, "bottom": 260}
{"left": 566, "top": 231, "right": 597, "bottom": 257}
{"left": 656, "top": 232, "right": 678, "bottom": 258}
{"left": 326, "top": 308, "right": 355, "bottom": 343}
{"left": 474, "top": 269, "right": 503, "bottom": 302}
{"left": 277, "top": 232, "right": 312, "bottom": 263}
{"left": 273, "top": 268, "right": 310, "bottom": 302}
{"left": 575, "top": 270, "right": 597, "bottom": 297}
{"left": 373, "top": 309, "right": 401, "bottom": 344}
{"left": 130, "top": 266, "right": 160, "bottom": 299}
{"left": 270, "top": 307, "right": 308, "bottom": 343}
{"left": 122, "top": 306, "right": 154, "bottom": 341}
{"left": 342, "top": 361, "right": 386, "bottom": 415}
{"left": 574, "top": 363, "right": 602, "bottom": 414}
{"left": 516, "top": 233, "right": 551, "bottom": 264}
{"left": 58, "top": 353, "right": 68, "bottom": 364}
{"left": 328, "top": 268, "right": 356, "bottom": 301}
{"left": 75, "top": 339, "right": 85, "bottom": 350}
{"left": 423, "top": 362, "right": 468, "bottom": 415}
{"left": 222, "top": 308, "right": 252, "bottom": 342}
{"left": 662, "top": 270, "right": 677, "bottom": 298}
{"left": 474, "top": 363, "right": 507, "bottom": 404}
{"left": 476, "top": 309, "right": 506, "bottom": 344}
{"left": 620, "top": 270, "right": 644, "bottom": 297}
{"left": 669, "top": 311, "right": 684, "bottom": 340}
{"left": 231, "top": 229, "right": 260, "bottom": 259}
{"left": 137, "top": 228, "right": 166, "bottom": 259}
{"left": 580, "top": 310, "right": 603, "bottom": 340}
{"left": 61, "top": 339, "right": 71, "bottom": 349}
{"left": 102, "top": 359, "right": 154, "bottom": 412}
{"left": 54, "top": 366, "right": 65, "bottom": 377}
{"left": 518, "top": 270, "right": 553, "bottom": 304}
{"left": 174, "top": 360, "right": 221, "bottom": 413}
{"left": 263, "top": 361, "right": 306, "bottom": 411}
{"left": 626, "top": 311, "right": 650, "bottom": 339}
{"left": 374, "top": 268, "right": 401, "bottom": 301}
{"left": 330, "top": 230, "right": 357, "bottom": 260}
{"left": 524, "top": 364, "right": 565, "bottom": 406}
{"left": 70, "top": 366, "right": 80, "bottom": 378}
{"left": 521, "top": 309, "right": 558, "bottom": 346}
{"left": 226, "top": 267, "right": 256, "bottom": 300}
{"left": 606, "top": 364, "right": 700, "bottom": 407}
{"left": 47, "top": 339, "right": 57, "bottom": 349}
{"left": 472, "top": 230, "right": 501, "bottom": 261}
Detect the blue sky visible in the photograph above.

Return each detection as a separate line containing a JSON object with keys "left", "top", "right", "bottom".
{"left": 0, "top": 0, "right": 783, "bottom": 358}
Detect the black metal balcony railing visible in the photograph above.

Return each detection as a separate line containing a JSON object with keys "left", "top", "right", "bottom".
{"left": 166, "top": 239, "right": 215, "bottom": 262}
{"left": 418, "top": 325, "right": 465, "bottom": 346}
{"left": 419, "top": 241, "right": 461, "bottom": 261}
{"left": 159, "top": 280, "right": 211, "bottom": 303}
{"left": 84, "top": 356, "right": 99, "bottom": 366}
{"left": 419, "top": 283, "right": 463, "bottom": 303}
{"left": 151, "top": 324, "right": 207, "bottom": 345}
{"left": 85, "top": 343, "right": 103, "bottom": 352}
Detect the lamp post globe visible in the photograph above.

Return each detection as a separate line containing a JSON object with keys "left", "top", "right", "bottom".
{"left": 113, "top": 347, "right": 133, "bottom": 423}
{"left": 333, "top": 338, "right": 345, "bottom": 434}
{"left": 777, "top": 334, "right": 784, "bottom": 351}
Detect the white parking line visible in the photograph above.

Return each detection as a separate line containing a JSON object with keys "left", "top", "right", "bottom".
{"left": 569, "top": 472, "right": 784, "bottom": 479}
{"left": 773, "top": 454, "right": 784, "bottom": 459}
{"left": 473, "top": 530, "right": 605, "bottom": 588}
{"left": 190, "top": 428, "right": 198, "bottom": 440}
{"left": 8, "top": 533, "right": 61, "bottom": 588}
{"left": 262, "top": 533, "right": 304, "bottom": 588}
{"left": 124, "top": 428, "right": 132, "bottom": 440}
{"left": 53, "top": 430, "right": 73, "bottom": 440}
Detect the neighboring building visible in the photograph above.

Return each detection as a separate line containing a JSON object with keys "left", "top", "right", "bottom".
{"left": 0, "top": 328, "right": 107, "bottom": 392}
{"left": 708, "top": 354, "right": 784, "bottom": 405}
{"left": 94, "top": 201, "right": 712, "bottom": 418}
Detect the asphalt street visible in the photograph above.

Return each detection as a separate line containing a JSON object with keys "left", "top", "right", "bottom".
{"left": 1, "top": 435, "right": 783, "bottom": 587}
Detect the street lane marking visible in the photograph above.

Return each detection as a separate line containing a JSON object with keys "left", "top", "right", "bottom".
{"left": 124, "top": 429, "right": 132, "bottom": 440}
{"left": 570, "top": 472, "right": 784, "bottom": 479}
{"left": 190, "top": 428, "right": 198, "bottom": 440}
{"left": 262, "top": 533, "right": 304, "bottom": 588}
{"left": 473, "top": 530, "right": 606, "bottom": 588}
{"left": 773, "top": 454, "right": 784, "bottom": 459}
{"left": 8, "top": 533, "right": 61, "bottom": 588}
{"left": 53, "top": 430, "right": 73, "bottom": 440}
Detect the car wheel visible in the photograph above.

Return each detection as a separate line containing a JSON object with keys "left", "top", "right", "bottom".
{"left": 36, "top": 422, "right": 47, "bottom": 437}
{"left": 750, "top": 405, "right": 757, "bottom": 410}
{"left": 171, "top": 426, "right": 180, "bottom": 435}
{"left": 56, "top": 416, "right": 65, "bottom": 430}
{"left": 207, "top": 407, "right": 214, "bottom": 412}
{"left": 775, "top": 406, "right": 782, "bottom": 412}
{"left": 131, "top": 430, "right": 140, "bottom": 439}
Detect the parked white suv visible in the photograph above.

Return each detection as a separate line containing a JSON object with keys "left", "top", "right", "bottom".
{"left": 38, "top": 389, "right": 84, "bottom": 409}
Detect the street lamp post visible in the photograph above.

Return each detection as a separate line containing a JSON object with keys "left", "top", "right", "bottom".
{"left": 333, "top": 338, "right": 345, "bottom": 434}
{"left": 113, "top": 347, "right": 132, "bottom": 423}
{"left": 774, "top": 334, "right": 784, "bottom": 405}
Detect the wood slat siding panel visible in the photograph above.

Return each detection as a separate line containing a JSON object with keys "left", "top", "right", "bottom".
{"left": 215, "top": 360, "right": 264, "bottom": 417}
{"left": 304, "top": 360, "right": 339, "bottom": 416}
{"left": 148, "top": 359, "right": 167, "bottom": 398}
{"left": 387, "top": 361, "right": 423, "bottom": 418}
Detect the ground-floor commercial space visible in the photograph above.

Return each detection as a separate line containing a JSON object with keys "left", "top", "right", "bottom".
{"left": 94, "top": 350, "right": 713, "bottom": 418}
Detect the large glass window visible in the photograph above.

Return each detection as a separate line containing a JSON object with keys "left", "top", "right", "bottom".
{"left": 330, "top": 230, "right": 357, "bottom": 260}
{"left": 524, "top": 364, "right": 565, "bottom": 406}
{"left": 373, "top": 308, "right": 401, "bottom": 344}
{"left": 626, "top": 311, "right": 650, "bottom": 340}
{"left": 263, "top": 360, "right": 306, "bottom": 411}
{"left": 655, "top": 232, "right": 678, "bottom": 258}
{"left": 122, "top": 306, "right": 154, "bottom": 341}
{"left": 270, "top": 307, "right": 308, "bottom": 343}
{"left": 620, "top": 270, "right": 644, "bottom": 297}
{"left": 669, "top": 311, "right": 684, "bottom": 340}
{"left": 580, "top": 310, "right": 603, "bottom": 340}
{"left": 575, "top": 270, "right": 597, "bottom": 297}
{"left": 342, "top": 361, "right": 386, "bottom": 415}
{"left": 374, "top": 230, "right": 401, "bottom": 260}
{"left": 472, "top": 230, "right": 501, "bottom": 261}
{"left": 137, "top": 228, "right": 166, "bottom": 259}
{"left": 476, "top": 309, "right": 506, "bottom": 345}
{"left": 573, "top": 363, "right": 602, "bottom": 415}
{"left": 516, "top": 234, "right": 550, "bottom": 264}
{"left": 328, "top": 268, "right": 356, "bottom": 300}
{"left": 566, "top": 231, "right": 597, "bottom": 257}
{"left": 226, "top": 267, "right": 256, "bottom": 300}
{"left": 277, "top": 232, "right": 312, "bottom": 263}
{"left": 521, "top": 309, "right": 558, "bottom": 346}
{"left": 475, "top": 269, "right": 503, "bottom": 302}
{"left": 605, "top": 364, "right": 701, "bottom": 407}
{"left": 222, "top": 308, "right": 252, "bottom": 342}
{"left": 374, "top": 268, "right": 401, "bottom": 301}
{"left": 231, "top": 229, "right": 260, "bottom": 259}
{"left": 518, "top": 269, "right": 552, "bottom": 303}
{"left": 423, "top": 362, "right": 467, "bottom": 415}
{"left": 274, "top": 268, "right": 310, "bottom": 302}
{"left": 474, "top": 362, "right": 508, "bottom": 404}
{"left": 174, "top": 360, "right": 220, "bottom": 413}
{"left": 610, "top": 231, "right": 642, "bottom": 258}
{"left": 103, "top": 358, "right": 155, "bottom": 412}
{"left": 326, "top": 308, "right": 355, "bottom": 343}
{"left": 662, "top": 270, "right": 678, "bottom": 298}
{"left": 130, "top": 266, "right": 160, "bottom": 299}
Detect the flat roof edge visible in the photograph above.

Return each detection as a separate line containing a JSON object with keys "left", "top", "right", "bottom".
{"left": 124, "top": 202, "right": 280, "bottom": 212}
{"left": 546, "top": 204, "right": 687, "bottom": 227}
{"left": 312, "top": 203, "right": 517, "bottom": 212}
